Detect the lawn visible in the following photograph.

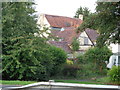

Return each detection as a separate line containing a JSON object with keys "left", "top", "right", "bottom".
{"left": 1, "top": 77, "right": 119, "bottom": 85}
{"left": 1, "top": 80, "right": 37, "bottom": 85}
{"left": 1, "top": 79, "right": 104, "bottom": 85}
{"left": 55, "top": 80, "right": 104, "bottom": 85}
{"left": 1, "top": 80, "right": 102, "bottom": 85}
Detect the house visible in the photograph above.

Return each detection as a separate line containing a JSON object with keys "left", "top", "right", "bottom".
{"left": 78, "top": 28, "right": 99, "bottom": 51}
{"left": 109, "top": 43, "right": 119, "bottom": 53}
{"left": 37, "top": 14, "right": 99, "bottom": 57}
{"left": 37, "top": 14, "right": 83, "bottom": 37}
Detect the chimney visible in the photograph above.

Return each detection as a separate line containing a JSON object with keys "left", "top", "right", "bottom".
{"left": 79, "top": 14, "right": 83, "bottom": 20}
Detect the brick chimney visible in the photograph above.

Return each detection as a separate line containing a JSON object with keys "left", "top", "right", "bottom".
{"left": 79, "top": 14, "right": 83, "bottom": 20}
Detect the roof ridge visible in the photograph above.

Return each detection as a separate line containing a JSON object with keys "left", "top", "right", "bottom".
{"left": 45, "top": 14, "right": 81, "bottom": 20}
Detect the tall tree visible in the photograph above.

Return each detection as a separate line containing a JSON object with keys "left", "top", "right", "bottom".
{"left": 74, "top": 6, "right": 91, "bottom": 20}
{"left": 2, "top": 2, "right": 67, "bottom": 80}
{"left": 78, "top": 2, "right": 120, "bottom": 47}
{"left": 2, "top": 2, "right": 38, "bottom": 38}
{"left": 2, "top": 2, "right": 40, "bottom": 80}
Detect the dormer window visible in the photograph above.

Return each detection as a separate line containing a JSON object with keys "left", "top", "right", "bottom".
{"left": 61, "top": 28, "right": 65, "bottom": 31}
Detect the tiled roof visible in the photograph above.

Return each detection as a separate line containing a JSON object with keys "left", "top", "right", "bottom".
{"left": 85, "top": 28, "right": 99, "bottom": 42}
{"left": 50, "top": 27, "right": 80, "bottom": 45}
{"left": 50, "top": 30, "right": 60, "bottom": 37}
{"left": 45, "top": 14, "right": 83, "bottom": 28}
{"left": 56, "top": 28, "right": 80, "bottom": 44}
{"left": 49, "top": 41, "right": 72, "bottom": 53}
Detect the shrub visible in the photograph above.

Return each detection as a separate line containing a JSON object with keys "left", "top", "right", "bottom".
{"left": 66, "top": 60, "right": 73, "bottom": 65}
{"left": 77, "top": 63, "right": 98, "bottom": 78}
{"left": 2, "top": 37, "right": 67, "bottom": 81}
{"left": 107, "top": 66, "right": 120, "bottom": 82}
{"left": 2, "top": 36, "right": 54, "bottom": 81}
{"left": 76, "top": 46, "right": 112, "bottom": 78}
{"left": 62, "top": 64, "right": 80, "bottom": 78}
{"left": 77, "top": 55, "right": 85, "bottom": 64}
{"left": 48, "top": 46, "right": 67, "bottom": 76}
{"left": 71, "top": 38, "right": 79, "bottom": 51}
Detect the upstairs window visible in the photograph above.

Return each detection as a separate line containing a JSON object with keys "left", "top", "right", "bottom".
{"left": 84, "top": 37, "right": 88, "bottom": 45}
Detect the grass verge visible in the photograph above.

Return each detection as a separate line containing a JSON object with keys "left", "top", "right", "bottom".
{"left": 55, "top": 80, "right": 104, "bottom": 85}
{"left": 1, "top": 77, "right": 119, "bottom": 85}
{"left": 1, "top": 80, "right": 103, "bottom": 85}
{"left": 0, "top": 80, "right": 37, "bottom": 85}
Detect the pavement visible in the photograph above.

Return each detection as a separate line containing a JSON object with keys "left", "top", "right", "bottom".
{"left": 0, "top": 82, "right": 119, "bottom": 90}
{"left": 1, "top": 86, "right": 116, "bottom": 90}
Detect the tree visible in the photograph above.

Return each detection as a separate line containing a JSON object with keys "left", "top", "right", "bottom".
{"left": 77, "top": 2, "right": 120, "bottom": 47}
{"left": 2, "top": 2, "right": 67, "bottom": 81}
{"left": 2, "top": 36, "right": 54, "bottom": 80}
{"left": 74, "top": 6, "right": 91, "bottom": 20}
{"left": 2, "top": 2, "right": 38, "bottom": 38}
{"left": 2, "top": 2, "right": 44, "bottom": 80}
{"left": 77, "top": 46, "right": 112, "bottom": 75}
{"left": 49, "top": 46, "right": 67, "bottom": 76}
{"left": 71, "top": 38, "right": 79, "bottom": 51}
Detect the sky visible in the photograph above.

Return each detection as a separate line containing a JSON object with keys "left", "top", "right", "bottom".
{"left": 34, "top": 0, "right": 97, "bottom": 18}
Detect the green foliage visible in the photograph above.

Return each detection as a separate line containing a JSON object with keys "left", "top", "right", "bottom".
{"left": 62, "top": 64, "right": 80, "bottom": 78}
{"left": 84, "top": 46, "right": 112, "bottom": 63}
{"left": 77, "top": 54, "right": 85, "bottom": 64}
{"left": 2, "top": 36, "right": 67, "bottom": 80}
{"left": 2, "top": 2, "right": 38, "bottom": 38}
{"left": 77, "top": 13, "right": 98, "bottom": 32}
{"left": 77, "top": 46, "right": 112, "bottom": 77}
{"left": 78, "top": 2, "right": 120, "bottom": 47}
{"left": 66, "top": 60, "right": 73, "bottom": 65}
{"left": 1, "top": 80, "right": 36, "bottom": 85}
{"left": 2, "top": 36, "right": 53, "bottom": 80}
{"left": 2, "top": 36, "right": 67, "bottom": 81}
{"left": 77, "top": 63, "right": 98, "bottom": 78}
{"left": 48, "top": 46, "right": 67, "bottom": 76}
{"left": 2, "top": 2, "right": 67, "bottom": 81}
{"left": 74, "top": 6, "right": 91, "bottom": 20}
{"left": 107, "top": 66, "right": 120, "bottom": 82}
{"left": 2, "top": 2, "right": 40, "bottom": 80}
{"left": 71, "top": 38, "right": 79, "bottom": 51}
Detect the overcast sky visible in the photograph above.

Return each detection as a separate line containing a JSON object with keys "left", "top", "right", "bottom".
{"left": 34, "top": 0, "right": 97, "bottom": 17}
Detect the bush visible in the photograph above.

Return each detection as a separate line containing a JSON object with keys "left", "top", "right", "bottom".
{"left": 76, "top": 46, "right": 112, "bottom": 78}
{"left": 77, "top": 63, "right": 99, "bottom": 78}
{"left": 107, "top": 66, "right": 120, "bottom": 82}
{"left": 66, "top": 60, "right": 73, "bottom": 65}
{"left": 49, "top": 46, "right": 67, "bottom": 76}
{"left": 62, "top": 64, "right": 80, "bottom": 78}
{"left": 77, "top": 55, "right": 85, "bottom": 64}
{"left": 71, "top": 38, "right": 79, "bottom": 51}
{"left": 2, "top": 37, "right": 67, "bottom": 81}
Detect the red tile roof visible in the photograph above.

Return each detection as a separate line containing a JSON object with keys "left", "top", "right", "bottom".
{"left": 50, "top": 30, "right": 60, "bottom": 37}
{"left": 56, "top": 28, "right": 80, "bottom": 44}
{"left": 50, "top": 27, "right": 81, "bottom": 45}
{"left": 45, "top": 14, "right": 83, "bottom": 28}
{"left": 49, "top": 41, "right": 72, "bottom": 53}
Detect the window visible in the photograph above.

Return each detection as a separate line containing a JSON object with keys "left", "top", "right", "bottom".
{"left": 84, "top": 37, "right": 88, "bottom": 45}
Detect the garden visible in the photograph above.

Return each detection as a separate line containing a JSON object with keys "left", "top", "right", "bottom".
{"left": 1, "top": 1, "right": 120, "bottom": 86}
